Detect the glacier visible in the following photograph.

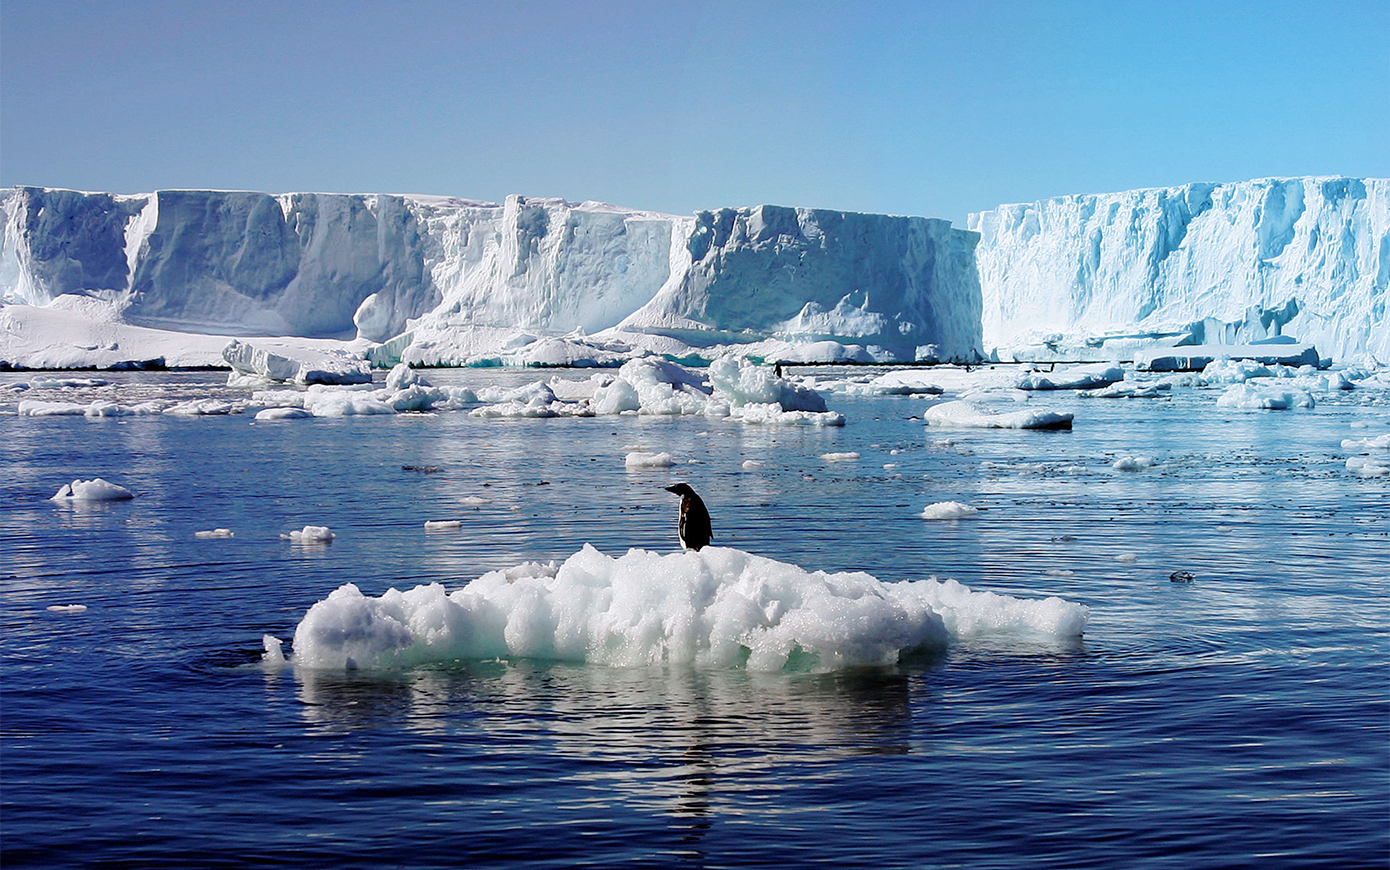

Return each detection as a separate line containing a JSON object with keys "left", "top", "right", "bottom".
{"left": 2, "top": 176, "right": 1386, "bottom": 372}
{"left": 970, "top": 177, "right": 1389, "bottom": 365}
{"left": 0, "top": 188, "right": 980, "bottom": 368}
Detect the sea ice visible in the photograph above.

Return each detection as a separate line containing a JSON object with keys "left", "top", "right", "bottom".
{"left": 423, "top": 520, "right": 462, "bottom": 531}
{"left": 284, "top": 525, "right": 335, "bottom": 543}
{"left": 924, "top": 400, "right": 1074, "bottom": 430}
{"left": 821, "top": 452, "right": 861, "bottom": 462}
{"left": 195, "top": 528, "right": 235, "bottom": 539}
{"left": 1215, "top": 383, "right": 1315, "bottom": 410}
{"left": 51, "top": 478, "right": 135, "bottom": 501}
{"left": 625, "top": 451, "right": 675, "bottom": 469}
{"left": 921, "top": 501, "right": 980, "bottom": 520}
{"left": 1112, "top": 455, "right": 1158, "bottom": 471}
{"left": 283, "top": 544, "right": 1087, "bottom": 671}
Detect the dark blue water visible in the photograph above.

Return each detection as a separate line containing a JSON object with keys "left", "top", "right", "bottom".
{"left": 2, "top": 370, "right": 1387, "bottom": 868}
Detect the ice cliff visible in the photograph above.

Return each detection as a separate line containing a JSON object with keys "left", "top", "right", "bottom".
{"left": 0, "top": 188, "right": 981, "bottom": 364}
{"left": 970, "top": 177, "right": 1390, "bottom": 364}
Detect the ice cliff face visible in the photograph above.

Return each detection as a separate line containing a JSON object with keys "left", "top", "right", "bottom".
{"left": 970, "top": 177, "right": 1390, "bottom": 364}
{"left": 0, "top": 188, "right": 983, "bottom": 362}
{"left": 616, "top": 205, "right": 980, "bottom": 362}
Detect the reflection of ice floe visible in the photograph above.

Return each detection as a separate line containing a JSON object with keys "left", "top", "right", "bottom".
{"left": 925, "top": 400, "right": 1073, "bottom": 430}
{"left": 51, "top": 478, "right": 135, "bottom": 501}
{"left": 277, "top": 545, "right": 1087, "bottom": 672}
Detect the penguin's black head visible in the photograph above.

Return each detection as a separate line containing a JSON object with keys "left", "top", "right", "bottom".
{"left": 665, "top": 483, "right": 695, "bottom": 497}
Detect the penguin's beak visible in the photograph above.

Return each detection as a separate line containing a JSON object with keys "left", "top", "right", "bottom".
{"left": 664, "top": 484, "right": 679, "bottom": 494}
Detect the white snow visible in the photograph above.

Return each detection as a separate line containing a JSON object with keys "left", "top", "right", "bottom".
{"left": 281, "top": 544, "right": 1087, "bottom": 671}
{"left": 50, "top": 478, "right": 134, "bottom": 501}
{"left": 921, "top": 501, "right": 980, "bottom": 520}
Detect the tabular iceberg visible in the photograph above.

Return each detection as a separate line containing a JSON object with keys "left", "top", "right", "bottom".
{"left": 970, "top": 177, "right": 1389, "bottom": 365}
{"left": 1, "top": 187, "right": 983, "bottom": 366}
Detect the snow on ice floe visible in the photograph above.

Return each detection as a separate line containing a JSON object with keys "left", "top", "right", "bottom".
{"left": 274, "top": 545, "right": 1088, "bottom": 671}
{"left": 924, "top": 400, "right": 1073, "bottom": 430}
{"left": 921, "top": 501, "right": 980, "bottom": 520}
{"left": 51, "top": 478, "right": 134, "bottom": 501}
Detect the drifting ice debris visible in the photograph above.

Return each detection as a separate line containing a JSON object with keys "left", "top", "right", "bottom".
{"left": 423, "top": 520, "right": 462, "bottom": 531}
{"left": 921, "top": 501, "right": 980, "bottom": 520}
{"left": 195, "top": 529, "right": 235, "bottom": 539}
{"left": 925, "top": 400, "right": 1074, "bottom": 430}
{"left": 283, "top": 525, "right": 335, "bottom": 543}
{"left": 51, "top": 478, "right": 135, "bottom": 501}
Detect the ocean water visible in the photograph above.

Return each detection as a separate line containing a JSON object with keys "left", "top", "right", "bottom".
{"left": 2, "top": 368, "right": 1387, "bottom": 868}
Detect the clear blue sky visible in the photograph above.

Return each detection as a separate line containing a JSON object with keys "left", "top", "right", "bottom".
{"left": 2, "top": 0, "right": 1386, "bottom": 225}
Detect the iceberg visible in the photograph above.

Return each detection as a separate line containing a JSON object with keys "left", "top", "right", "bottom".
{"left": 970, "top": 177, "right": 1389, "bottom": 365}
{"left": 2, "top": 188, "right": 984, "bottom": 368}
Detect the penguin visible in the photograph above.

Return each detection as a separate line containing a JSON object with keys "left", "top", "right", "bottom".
{"left": 664, "top": 483, "right": 713, "bottom": 551}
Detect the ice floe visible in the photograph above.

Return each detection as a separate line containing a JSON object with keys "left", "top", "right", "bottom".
{"left": 278, "top": 545, "right": 1088, "bottom": 671}
{"left": 51, "top": 478, "right": 135, "bottom": 501}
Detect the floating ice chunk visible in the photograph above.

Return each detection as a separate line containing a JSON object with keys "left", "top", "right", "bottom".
{"left": 423, "top": 520, "right": 463, "bottom": 531}
{"left": 1115, "top": 553, "right": 1138, "bottom": 563}
{"left": 1215, "top": 383, "right": 1315, "bottom": 410}
{"left": 625, "top": 451, "right": 675, "bottom": 468}
{"left": 51, "top": 478, "right": 135, "bottom": 501}
{"left": 195, "top": 528, "right": 235, "bottom": 539}
{"left": 223, "top": 339, "right": 372, "bottom": 385}
{"left": 262, "top": 634, "right": 286, "bottom": 665}
{"left": 384, "top": 363, "right": 429, "bottom": 391}
{"left": 1079, "top": 382, "right": 1169, "bottom": 399}
{"left": 1046, "top": 568, "right": 1075, "bottom": 577}
{"left": 741, "top": 460, "right": 763, "bottom": 470}
{"left": 821, "top": 452, "right": 861, "bottom": 462}
{"left": 925, "top": 400, "right": 1073, "bottom": 430}
{"left": 1342, "top": 434, "right": 1390, "bottom": 451}
{"left": 18, "top": 400, "right": 88, "bottom": 416}
{"left": 284, "top": 525, "right": 335, "bottom": 543}
{"left": 459, "top": 496, "right": 488, "bottom": 506}
{"left": 1112, "top": 455, "right": 1158, "bottom": 471}
{"left": 254, "top": 407, "right": 313, "bottom": 421}
{"left": 164, "top": 399, "right": 237, "bottom": 416}
{"left": 707, "top": 356, "right": 828, "bottom": 412}
{"left": 921, "top": 501, "right": 979, "bottom": 520}
{"left": 47, "top": 604, "right": 88, "bottom": 613}
{"left": 1346, "top": 456, "right": 1390, "bottom": 477}
{"left": 286, "top": 545, "right": 1087, "bottom": 671}
{"left": 1016, "top": 363, "right": 1124, "bottom": 391}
